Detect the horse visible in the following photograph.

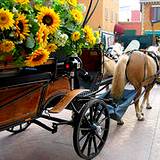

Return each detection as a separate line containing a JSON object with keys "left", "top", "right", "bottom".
{"left": 102, "top": 55, "right": 116, "bottom": 79}
{"left": 147, "top": 46, "right": 160, "bottom": 57}
{"left": 111, "top": 50, "right": 159, "bottom": 121}
{"left": 102, "top": 42, "right": 124, "bottom": 78}
{"left": 105, "top": 42, "right": 124, "bottom": 61}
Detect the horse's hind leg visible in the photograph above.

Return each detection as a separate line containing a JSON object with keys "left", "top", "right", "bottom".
{"left": 140, "top": 86, "right": 153, "bottom": 111}
{"left": 134, "top": 88, "right": 144, "bottom": 121}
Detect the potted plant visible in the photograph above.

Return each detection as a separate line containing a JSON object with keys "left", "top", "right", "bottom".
{"left": 0, "top": 0, "right": 100, "bottom": 71}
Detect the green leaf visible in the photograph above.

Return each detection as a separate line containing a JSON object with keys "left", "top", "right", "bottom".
{"left": 25, "top": 35, "right": 35, "bottom": 48}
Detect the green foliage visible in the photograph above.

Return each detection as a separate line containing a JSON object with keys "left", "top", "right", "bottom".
{"left": 0, "top": 0, "right": 99, "bottom": 66}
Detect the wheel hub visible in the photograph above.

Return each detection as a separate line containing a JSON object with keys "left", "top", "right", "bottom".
{"left": 92, "top": 123, "right": 103, "bottom": 135}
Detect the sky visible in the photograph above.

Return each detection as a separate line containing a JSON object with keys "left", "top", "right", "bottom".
{"left": 119, "top": 0, "right": 140, "bottom": 21}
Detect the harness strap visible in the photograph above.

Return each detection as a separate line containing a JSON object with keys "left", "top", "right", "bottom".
{"left": 141, "top": 69, "right": 160, "bottom": 87}
{"left": 143, "top": 54, "right": 147, "bottom": 82}
{"left": 145, "top": 51, "right": 159, "bottom": 71}
{"left": 125, "top": 51, "right": 134, "bottom": 81}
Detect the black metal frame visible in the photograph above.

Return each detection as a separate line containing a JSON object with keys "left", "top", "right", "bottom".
{"left": 82, "top": 0, "right": 100, "bottom": 27}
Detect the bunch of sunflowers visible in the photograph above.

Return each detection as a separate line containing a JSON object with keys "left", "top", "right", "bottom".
{"left": 0, "top": 0, "right": 99, "bottom": 67}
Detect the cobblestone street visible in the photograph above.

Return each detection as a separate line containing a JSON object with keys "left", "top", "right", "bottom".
{"left": 1, "top": 85, "right": 160, "bottom": 160}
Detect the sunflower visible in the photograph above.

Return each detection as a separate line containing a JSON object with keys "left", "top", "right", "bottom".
{"left": 45, "top": 43, "right": 57, "bottom": 53}
{"left": 37, "top": 7, "right": 61, "bottom": 34}
{"left": 0, "top": 40, "right": 15, "bottom": 53}
{"left": 14, "top": 0, "right": 30, "bottom": 4}
{"left": 70, "top": 9, "right": 83, "bottom": 24}
{"left": 67, "top": 0, "right": 77, "bottom": 6}
{"left": 83, "top": 25, "right": 96, "bottom": 45}
{"left": 37, "top": 24, "right": 49, "bottom": 47}
{"left": 15, "top": 13, "right": 30, "bottom": 40}
{"left": 0, "top": 8, "right": 14, "bottom": 31}
{"left": 25, "top": 48, "right": 50, "bottom": 67}
{"left": 71, "top": 31, "right": 80, "bottom": 41}
{"left": 57, "top": 0, "right": 65, "bottom": 5}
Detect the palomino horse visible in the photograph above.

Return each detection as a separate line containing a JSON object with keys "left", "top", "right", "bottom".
{"left": 102, "top": 55, "right": 116, "bottom": 78}
{"left": 147, "top": 46, "right": 160, "bottom": 57}
{"left": 103, "top": 40, "right": 141, "bottom": 79}
{"left": 111, "top": 51, "right": 159, "bottom": 120}
{"left": 102, "top": 42, "right": 125, "bottom": 78}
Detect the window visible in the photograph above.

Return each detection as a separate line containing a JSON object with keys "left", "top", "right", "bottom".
{"left": 105, "top": 8, "right": 109, "bottom": 21}
{"left": 151, "top": 6, "right": 160, "bottom": 21}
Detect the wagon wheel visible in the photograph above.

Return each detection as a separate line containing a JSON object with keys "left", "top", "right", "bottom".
{"left": 73, "top": 99, "right": 110, "bottom": 159}
{"left": 7, "top": 121, "right": 31, "bottom": 133}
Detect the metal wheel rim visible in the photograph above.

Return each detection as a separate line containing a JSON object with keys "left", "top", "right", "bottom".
{"left": 73, "top": 99, "right": 110, "bottom": 159}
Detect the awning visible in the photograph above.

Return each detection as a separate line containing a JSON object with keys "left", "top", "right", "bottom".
{"left": 114, "top": 24, "right": 124, "bottom": 35}
{"left": 144, "top": 30, "right": 160, "bottom": 36}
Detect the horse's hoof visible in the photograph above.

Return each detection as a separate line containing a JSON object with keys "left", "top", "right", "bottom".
{"left": 138, "top": 117, "right": 145, "bottom": 121}
{"left": 117, "top": 120, "right": 124, "bottom": 125}
{"left": 146, "top": 105, "right": 152, "bottom": 109}
{"left": 136, "top": 113, "right": 144, "bottom": 121}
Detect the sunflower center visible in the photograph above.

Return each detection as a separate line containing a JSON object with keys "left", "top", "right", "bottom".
{"left": 33, "top": 54, "right": 43, "bottom": 62}
{"left": 42, "top": 15, "right": 53, "bottom": 26}
{"left": 0, "top": 15, "right": 8, "bottom": 24}
{"left": 18, "top": 21, "right": 24, "bottom": 32}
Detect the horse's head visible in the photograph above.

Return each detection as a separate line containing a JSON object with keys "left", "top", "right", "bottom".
{"left": 112, "top": 42, "right": 124, "bottom": 56}
{"left": 147, "top": 46, "right": 160, "bottom": 61}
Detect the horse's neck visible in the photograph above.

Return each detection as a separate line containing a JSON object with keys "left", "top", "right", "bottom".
{"left": 103, "top": 56, "right": 116, "bottom": 76}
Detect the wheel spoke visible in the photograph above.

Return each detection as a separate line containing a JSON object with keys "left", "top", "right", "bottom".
{"left": 98, "top": 117, "right": 109, "bottom": 125}
{"left": 87, "top": 136, "right": 93, "bottom": 156}
{"left": 102, "top": 127, "right": 108, "bottom": 131}
{"left": 81, "top": 134, "right": 91, "bottom": 153}
{"left": 79, "top": 132, "right": 89, "bottom": 142}
{"left": 90, "top": 107, "right": 93, "bottom": 122}
{"left": 80, "top": 127, "right": 92, "bottom": 131}
{"left": 93, "top": 135, "right": 98, "bottom": 153}
{"left": 79, "top": 133, "right": 89, "bottom": 142}
{"left": 95, "top": 133, "right": 104, "bottom": 144}
{"left": 84, "top": 115, "right": 91, "bottom": 125}
{"left": 96, "top": 107, "right": 105, "bottom": 122}
{"left": 93, "top": 106, "right": 98, "bottom": 120}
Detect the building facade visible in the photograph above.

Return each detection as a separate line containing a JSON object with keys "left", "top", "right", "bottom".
{"left": 79, "top": 0, "right": 119, "bottom": 33}
{"left": 118, "top": 22, "right": 142, "bottom": 35}
{"left": 131, "top": 10, "right": 141, "bottom": 22}
{"left": 140, "top": 0, "right": 160, "bottom": 36}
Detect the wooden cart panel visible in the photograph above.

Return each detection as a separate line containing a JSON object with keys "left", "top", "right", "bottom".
{"left": 0, "top": 83, "right": 42, "bottom": 127}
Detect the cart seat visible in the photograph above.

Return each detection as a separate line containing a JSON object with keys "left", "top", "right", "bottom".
{"left": 0, "top": 72, "right": 52, "bottom": 88}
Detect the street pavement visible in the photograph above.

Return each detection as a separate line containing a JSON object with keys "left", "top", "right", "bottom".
{"left": 0, "top": 85, "right": 160, "bottom": 160}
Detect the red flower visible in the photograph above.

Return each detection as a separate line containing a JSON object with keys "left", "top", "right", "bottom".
{"left": 5, "top": 55, "right": 13, "bottom": 62}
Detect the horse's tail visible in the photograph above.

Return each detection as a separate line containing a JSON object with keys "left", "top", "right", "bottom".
{"left": 111, "top": 55, "right": 129, "bottom": 100}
